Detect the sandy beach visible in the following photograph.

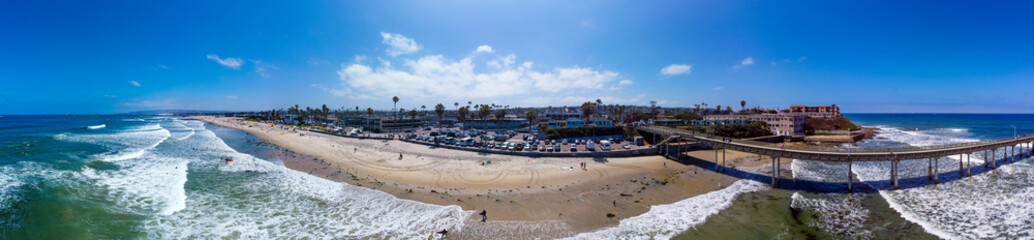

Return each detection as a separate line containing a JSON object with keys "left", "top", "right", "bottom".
{"left": 196, "top": 116, "right": 783, "bottom": 238}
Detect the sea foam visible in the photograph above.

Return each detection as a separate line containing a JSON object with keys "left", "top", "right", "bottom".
{"left": 566, "top": 180, "right": 767, "bottom": 240}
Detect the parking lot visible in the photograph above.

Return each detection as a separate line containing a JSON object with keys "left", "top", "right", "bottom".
{"left": 404, "top": 126, "right": 649, "bottom": 153}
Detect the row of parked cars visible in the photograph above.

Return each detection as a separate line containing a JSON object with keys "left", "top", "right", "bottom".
{"left": 412, "top": 135, "right": 632, "bottom": 152}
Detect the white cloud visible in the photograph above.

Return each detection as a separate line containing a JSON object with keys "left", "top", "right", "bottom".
{"left": 660, "top": 64, "right": 692, "bottom": 75}
{"left": 226, "top": 95, "right": 238, "bottom": 99}
{"left": 733, "top": 57, "right": 754, "bottom": 69}
{"left": 354, "top": 55, "right": 367, "bottom": 62}
{"left": 558, "top": 94, "right": 647, "bottom": 105}
{"left": 798, "top": 56, "right": 807, "bottom": 62}
{"left": 619, "top": 80, "right": 633, "bottom": 86}
{"left": 252, "top": 60, "right": 279, "bottom": 78}
{"left": 206, "top": 54, "right": 243, "bottom": 69}
{"left": 334, "top": 54, "right": 622, "bottom": 101}
{"left": 381, "top": 32, "right": 421, "bottom": 56}
{"left": 713, "top": 86, "right": 724, "bottom": 91}
{"left": 129, "top": 81, "right": 141, "bottom": 87}
{"left": 104, "top": 94, "right": 117, "bottom": 98}
{"left": 476, "top": 45, "right": 493, "bottom": 53}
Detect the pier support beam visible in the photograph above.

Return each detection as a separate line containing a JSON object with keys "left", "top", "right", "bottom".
{"left": 966, "top": 153, "right": 972, "bottom": 177}
{"left": 985, "top": 150, "right": 990, "bottom": 168}
{"left": 722, "top": 149, "right": 726, "bottom": 172}
{"left": 892, "top": 160, "right": 899, "bottom": 190}
{"left": 992, "top": 149, "right": 997, "bottom": 169}
{"left": 934, "top": 157, "right": 939, "bottom": 184}
{"left": 928, "top": 158, "right": 933, "bottom": 181}
{"left": 771, "top": 157, "right": 778, "bottom": 186}
{"left": 714, "top": 148, "right": 719, "bottom": 172}
{"left": 848, "top": 160, "right": 853, "bottom": 193}
{"left": 959, "top": 153, "right": 964, "bottom": 177}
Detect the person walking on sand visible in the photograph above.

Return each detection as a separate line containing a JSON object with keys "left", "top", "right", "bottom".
{"left": 479, "top": 210, "right": 487, "bottom": 222}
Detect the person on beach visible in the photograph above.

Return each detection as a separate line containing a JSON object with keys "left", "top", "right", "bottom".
{"left": 479, "top": 210, "right": 487, "bottom": 222}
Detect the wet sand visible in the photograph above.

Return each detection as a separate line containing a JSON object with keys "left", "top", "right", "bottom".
{"left": 197, "top": 116, "right": 781, "bottom": 238}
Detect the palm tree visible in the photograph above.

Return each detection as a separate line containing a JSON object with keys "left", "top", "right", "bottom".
{"left": 477, "top": 104, "right": 492, "bottom": 128}
{"left": 581, "top": 101, "right": 597, "bottom": 137}
{"left": 494, "top": 109, "right": 506, "bottom": 120}
{"left": 435, "top": 103, "right": 445, "bottom": 130}
{"left": 409, "top": 109, "right": 418, "bottom": 120}
{"left": 366, "top": 107, "right": 374, "bottom": 131}
{"left": 392, "top": 96, "right": 399, "bottom": 110}
{"left": 740, "top": 100, "right": 746, "bottom": 112}
{"left": 457, "top": 106, "right": 469, "bottom": 122}
{"left": 525, "top": 110, "right": 537, "bottom": 131}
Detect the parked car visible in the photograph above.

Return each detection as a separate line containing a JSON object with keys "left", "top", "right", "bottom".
{"left": 546, "top": 145, "right": 554, "bottom": 152}
{"left": 570, "top": 144, "right": 578, "bottom": 152}
{"left": 539, "top": 145, "right": 547, "bottom": 152}
{"left": 586, "top": 141, "right": 596, "bottom": 151}
{"left": 622, "top": 143, "right": 631, "bottom": 149}
{"left": 562, "top": 139, "right": 568, "bottom": 145}
{"left": 600, "top": 140, "right": 612, "bottom": 151}
{"left": 553, "top": 144, "right": 561, "bottom": 152}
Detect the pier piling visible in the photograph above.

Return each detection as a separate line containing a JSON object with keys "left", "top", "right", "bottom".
{"left": 934, "top": 157, "right": 939, "bottom": 184}
{"left": 892, "top": 160, "right": 899, "bottom": 190}
{"left": 848, "top": 160, "right": 853, "bottom": 193}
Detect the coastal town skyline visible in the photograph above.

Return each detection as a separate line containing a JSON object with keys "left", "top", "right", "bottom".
{"left": 4, "top": 1, "right": 1034, "bottom": 114}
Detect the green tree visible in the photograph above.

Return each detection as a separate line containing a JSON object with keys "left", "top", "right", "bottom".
{"left": 525, "top": 110, "right": 537, "bottom": 131}
{"left": 434, "top": 103, "right": 446, "bottom": 130}
{"left": 581, "top": 101, "right": 597, "bottom": 122}
{"left": 409, "top": 109, "right": 418, "bottom": 119}
{"left": 740, "top": 100, "right": 746, "bottom": 112}
{"left": 457, "top": 106, "right": 469, "bottom": 122}
{"left": 494, "top": 109, "right": 506, "bottom": 120}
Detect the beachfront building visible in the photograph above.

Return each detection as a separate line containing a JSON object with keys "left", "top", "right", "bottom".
{"left": 547, "top": 120, "right": 565, "bottom": 128}
{"left": 565, "top": 118, "right": 585, "bottom": 127}
{"left": 704, "top": 114, "right": 805, "bottom": 136}
{"left": 654, "top": 119, "right": 688, "bottom": 127}
{"left": 352, "top": 116, "right": 422, "bottom": 133}
{"left": 463, "top": 118, "right": 525, "bottom": 129}
{"left": 789, "top": 104, "right": 840, "bottom": 118}
{"left": 544, "top": 109, "right": 582, "bottom": 120}
{"left": 590, "top": 118, "right": 614, "bottom": 127}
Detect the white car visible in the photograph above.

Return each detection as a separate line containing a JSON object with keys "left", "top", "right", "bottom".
{"left": 600, "top": 140, "right": 612, "bottom": 151}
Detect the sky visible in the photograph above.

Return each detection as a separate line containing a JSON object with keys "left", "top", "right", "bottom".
{"left": 2, "top": 1, "right": 1034, "bottom": 114}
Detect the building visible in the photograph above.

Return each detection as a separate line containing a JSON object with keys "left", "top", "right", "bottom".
{"left": 789, "top": 104, "right": 840, "bottom": 117}
{"left": 655, "top": 119, "right": 687, "bottom": 127}
{"left": 589, "top": 118, "right": 614, "bottom": 127}
{"left": 350, "top": 117, "right": 422, "bottom": 133}
{"left": 543, "top": 108, "right": 582, "bottom": 120}
{"left": 565, "top": 118, "right": 585, "bottom": 127}
{"left": 705, "top": 114, "right": 806, "bottom": 136}
{"left": 547, "top": 120, "right": 565, "bottom": 128}
{"left": 463, "top": 118, "right": 525, "bottom": 129}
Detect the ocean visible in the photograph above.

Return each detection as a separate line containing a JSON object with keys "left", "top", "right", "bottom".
{"left": 1, "top": 114, "right": 1032, "bottom": 239}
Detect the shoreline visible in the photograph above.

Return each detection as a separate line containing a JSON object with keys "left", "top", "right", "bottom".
{"left": 196, "top": 116, "right": 780, "bottom": 237}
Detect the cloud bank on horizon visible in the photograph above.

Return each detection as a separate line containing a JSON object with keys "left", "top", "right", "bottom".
{"left": 324, "top": 32, "right": 644, "bottom": 106}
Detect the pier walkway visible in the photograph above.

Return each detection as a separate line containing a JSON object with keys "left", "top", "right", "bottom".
{"left": 637, "top": 126, "right": 1034, "bottom": 191}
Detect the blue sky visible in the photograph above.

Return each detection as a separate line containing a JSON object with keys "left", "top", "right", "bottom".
{"left": 2, "top": 1, "right": 1033, "bottom": 114}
